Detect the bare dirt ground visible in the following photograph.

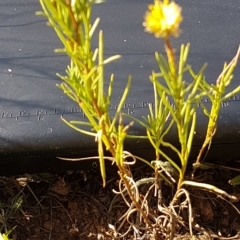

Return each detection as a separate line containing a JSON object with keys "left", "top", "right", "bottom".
{"left": 0, "top": 158, "right": 240, "bottom": 240}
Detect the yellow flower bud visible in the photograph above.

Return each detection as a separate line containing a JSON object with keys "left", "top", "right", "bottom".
{"left": 143, "top": 0, "right": 183, "bottom": 38}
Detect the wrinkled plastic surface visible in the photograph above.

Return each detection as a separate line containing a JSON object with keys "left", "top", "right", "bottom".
{"left": 0, "top": 0, "right": 239, "bottom": 174}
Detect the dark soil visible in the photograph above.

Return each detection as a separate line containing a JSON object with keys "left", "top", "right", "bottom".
{"left": 0, "top": 159, "right": 240, "bottom": 240}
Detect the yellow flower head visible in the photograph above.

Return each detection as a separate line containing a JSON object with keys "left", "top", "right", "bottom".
{"left": 143, "top": 0, "right": 182, "bottom": 38}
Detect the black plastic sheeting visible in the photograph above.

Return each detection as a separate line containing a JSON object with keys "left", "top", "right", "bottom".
{"left": 0, "top": 0, "right": 239, "bottom": 175}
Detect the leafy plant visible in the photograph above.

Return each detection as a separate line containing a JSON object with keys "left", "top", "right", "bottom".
{"left": 141, "top": 0, "right": 240, "bottom": 200}
{"left": 37, "top": 0, "right": 154, "bottom": 229}
{"left": 37, "top": 0, "right": 240, "bottom": 238}
{"left": 37, "top": 0, "right": 128, "bottom": 187}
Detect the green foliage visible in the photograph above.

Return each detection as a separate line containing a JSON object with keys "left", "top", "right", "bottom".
{"left": 147, "top": 44, "right": 203, "bottom": 189}
{"left": 145, "top": 43, "right": 240, "bottom": 192}
{"left": 0, "top": 232, "right": 12, "bottom": 240}
{"left": 229, "top": 175, "right": 240, "bottom": 185}
{"left": 37, "top": 0, "right": 240, "bottom": 192}
{"left": 195, "top": 48, "right": 240, "bottom": 165}
{"left": 37, "top": 0, "right": 240, "bottom": 236}
{"left": 37, "top": 0, "right": 135, "bottom": 188}
{"left": 0, "top": 194, "right": 20, "bottom": 240}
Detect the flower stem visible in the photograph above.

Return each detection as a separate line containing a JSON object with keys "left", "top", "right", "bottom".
{"left": 164, "top": 37, "right": 176, "bottom": 76}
